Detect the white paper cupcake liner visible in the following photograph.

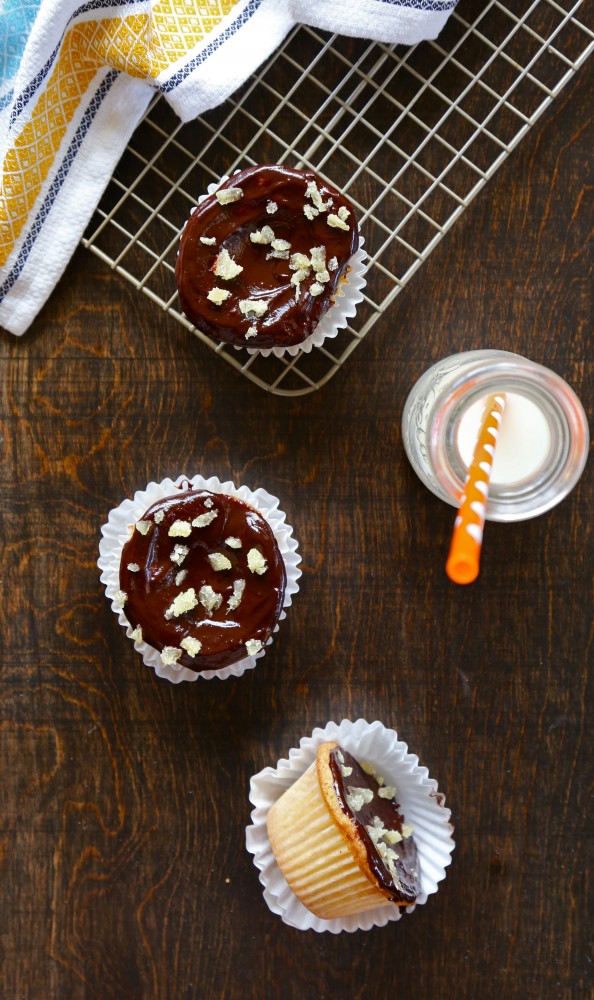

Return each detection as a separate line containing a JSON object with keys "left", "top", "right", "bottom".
{"left": 192, "top": 173, "right": 367, "bottom": 359}
{"left": 246, "top": 719, "right": 454, "bottom": 933}
{"left": 98, "top": 474, "right": 301, "bottom": 684}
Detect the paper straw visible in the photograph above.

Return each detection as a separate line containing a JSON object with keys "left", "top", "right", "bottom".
{"left": 446, "top": 393, "right": 507, "bottom": 584}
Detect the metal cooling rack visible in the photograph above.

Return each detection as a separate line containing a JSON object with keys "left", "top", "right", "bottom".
{"left": 82, "top": 0, "right": 593, "bottom": 396}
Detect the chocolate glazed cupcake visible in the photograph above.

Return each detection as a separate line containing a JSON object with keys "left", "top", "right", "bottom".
{"left": 98, "top": 475, "right": 301, "bottom": 683}
{"left": 175, "top": 164, "right": 360, "bottom": 350}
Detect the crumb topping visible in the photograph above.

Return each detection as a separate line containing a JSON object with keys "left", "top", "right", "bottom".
{"left": 227, "top": 578, "right": 246, "bottom": 611}
{"left": 192, "top": 510, "right": 218, "bottom": 528}
{"left": 327, "top": 213, "right": 350, "bottom": 231}
{"left": 225, "top": 536, "right": 242, "bottom": 549}
{"left": 135, "top": 520, "right": 152, "bottom": 536}
{"left": 198, "top": 584, "right": 222, "bottom": 613}
{"left": 245, "top": 638, "right": 262, "bottom": 656}
{"left": 180, "top": 636, "right": 202, "bottom": 657}
{"left": 164, "top": 588, "right": 198, "bottom": 620}
{"left": 239, "top": 299, "right": 268, "bottom": 319}
{"left": 169, "top": 520, "right": 192, "bottom": 537}
{"left": 250, "top": 225, "right": 275, "bottom": 244}
{"left": 161, "top": 646, "right": 183, "bottom": 668}
{"left": 113, "top": 590, "right": 127, "bottom": 608}
{"left": 266, "top": 200, "right": 278, "bottom": 214}
{"left": 126, "top": 563, "right": 140, "bottom": 572}
{"left": 247, "top": 548, "right": 268, "bottom": 575}
{"left": 208, "top": 552, "right": 232, "bottom": 571}
{"left": 207, "top": 287, "right": 231, "bottom": 305}
{"left": 131, "top": 626, "right": 142, "bottom": 643}
{"left": 175, "top": 569, "right": 188, "bottom": 586}
{"left": 154, "top": 510, "right": 165, "bottom": 524}
{"left": 213, "top": 248, "right": 243, "bottom": 280}
{"left": 215, "top": 186, "right": 243, "bottom": 205}
{"left": 200, "top": 236, "right": 217, "bottom": 246}
{"left": 171, "top": 544, "right": 190, "bottom": 566}
{"left": 245, "top": 326, "right": 258, "bottom": 339}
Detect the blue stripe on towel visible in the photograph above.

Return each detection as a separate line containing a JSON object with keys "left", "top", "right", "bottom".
{"left": 0, "top": 69, "right": 119, "bottom": 303}
{"left": 161, "top": 0, "right": 264, "bottom": 93}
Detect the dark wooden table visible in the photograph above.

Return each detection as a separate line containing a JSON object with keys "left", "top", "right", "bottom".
{"left": 1, "top": 25, "right": 592, "bottom": 1000}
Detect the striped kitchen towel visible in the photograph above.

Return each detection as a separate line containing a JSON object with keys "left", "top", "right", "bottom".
{"left": 0, "top": 0, "right": 458, "bottom": 336}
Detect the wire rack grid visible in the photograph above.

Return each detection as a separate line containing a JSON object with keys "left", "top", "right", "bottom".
{"left": 82, "top": 0, "right": 593, "bottom": 396}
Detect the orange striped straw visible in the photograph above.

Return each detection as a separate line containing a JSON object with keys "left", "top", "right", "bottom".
{"left": 446, "top": 392, "right": 507, "bottom": 585}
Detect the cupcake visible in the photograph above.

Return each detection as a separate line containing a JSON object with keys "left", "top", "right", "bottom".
{"left": 246, "top": 720, "right": 454, "bottom": 933}
{"left": 98, "top": 475, "right": 301, "bottom": 683}
{"left": 175, "top": 164, "right": 365, "bottom": 353}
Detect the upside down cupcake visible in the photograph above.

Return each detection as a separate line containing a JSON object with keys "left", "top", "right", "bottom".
{"left": 246, "top": 719, "right": 454, "bottom": 933}
{"left": 175, "top": 164, "right": 366, "bottom": 355}
{"left": 98, "top": 475, "right": 301, "bottom": 683}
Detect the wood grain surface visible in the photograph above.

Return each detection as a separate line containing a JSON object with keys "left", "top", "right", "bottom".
{"left": 1, "top": 19, "right": 592, "bottom": 1000}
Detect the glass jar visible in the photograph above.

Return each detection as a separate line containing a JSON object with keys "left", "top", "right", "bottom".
{"left": 401, "top": 350, "right": 589, "bottom": 522}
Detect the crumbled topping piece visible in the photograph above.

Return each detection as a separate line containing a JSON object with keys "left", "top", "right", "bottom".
{"left": 378, "top": 785, "right": 396, "bottom": 799}
{"left": 131, "top": 626, "right": 143, "bottom": 643}
{"left": 339, "top": 763, "right": 353, "bottom": 777}
{"left": 304, "top": 205, "right": 319, "bottom": 221}
{"left": 365, "top": 818, "right": 388, "bottom": 844}
{"left": 171, "top": 544, "right": 190, "bottom": 566}
{"left": 346, "top": 786, "right": 374, "bottom": 812}
{"left": 213, "top": 248, "right": 243, "bottom": 280}
{"left": 198, "top": 584, "right": 222, "bottom": 613}
{"left": 161, "top": 646, "right": 183, "bottom": 668}
{"left": 290, "top": 268, "right": 310, "bottom": 286}
{"left": 327, "top": 213, "right": 350, "bottom": 231}
{"left": 245, "top": 326, "right": 258, "bottom": 339}
{"left": 208, "top": 552, "right": 232, "bottom": 572}
{"left": 270, "top": 237, "right": 291, "bottom": 256}
{"left": 154, "top": 509, "right": 165, "bottom": 524}
{"left": 204, "top": 498, "right": 213, "bottom": 508}
{"left": 180, "top": 636, "right": 202, "bottom": 657}
{"left": 169, "top": 520, "right": 192, "bottom": 537}
{"left": 310, "top": 282, "right": 324, "bottom": 297}
{"left": 361, "top": 761, "right": 376, "bottom": 776}
{"left": 377, "top": 840, "right": 399, "bottom": 873}
{"left": 207, "top": 287, "right": 231, "bottom": 306}
{"left": 215, "top": 186, "right": 243, "bottom": 205}
{"left": 225, "top": 536, "right": 242, "bottom": 549}
{"left": 289, "top": 252, "right": 311, "bottom": 272}
{"left": 135, "top": 520, "right": 152, "bottom": 536}
{"left": 192, "top": 510, "right": 218, "bottom": 528}
{"left": 126, "top": 563, "right": 140, "bottom": 573}
{"left": 239, "top": 299, "right": 268, "bottom": 319}
{"left": 200, "top": 236, "right": 217, "bottom": 245}
{"left": 175, "top": 569, "right": 188, "bottom": 587}
{"left": 247, "top": 548, "right": 268, "bottom": 575}
{"left": 266, "top": 200, "right": 278, "bottom": 214}
{"left": 315, "top": 269, "right": 330, "bottom": 284}
{"left": 338, "top": 206, "right": 350, "bottom": 221}
{"left": 309, "top": 245, "right": 326, "bottom": 272}
{"left": 305, "top": 179, "right": 332, "bottom": 212}
{"left": 401, "top": 824, "right": 414, "bottom": 839}
{"left": 228, "top": 578, "right": 246, "bottom": 610}
{"left": 250, "top": 225, "right": 275, "bottom": 244}
{"left": 384, "top": 829, "right": 404, "bottom": 845}
{"left": 245, "top": 638, "right": 262, "bottom": 656}
{"left": 113, "top": 590, "right": 127, "bottom": 609}
{"left": 165, "top": 588, "right": 198, "bottom": 620}
{"left": 328, "top": 256, "right": 338, "bottom": 271}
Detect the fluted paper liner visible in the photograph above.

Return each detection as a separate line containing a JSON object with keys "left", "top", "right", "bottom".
{"left": 186, "top": 173, "right": 367, "bottom": 358}
{"left": 98, "top": 474, "right": 301, "bottom": 683}
{"left": 246, "top": 719, "right": 454, "bottom": 933}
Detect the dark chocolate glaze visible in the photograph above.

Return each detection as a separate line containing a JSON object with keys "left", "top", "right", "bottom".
{"left": 175, "top": 164, "right": 359, "bottom": 349}
{"left": 328, "top": 747, "right": 421, "bottom": 905}
{"left": 119, "top": 488, "right": 286, "bottom": 672}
